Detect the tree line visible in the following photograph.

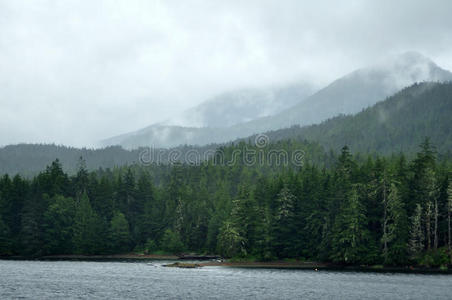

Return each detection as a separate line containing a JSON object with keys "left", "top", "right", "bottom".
{"left": 0, "top": 139, "right": 451, "bottom": 267}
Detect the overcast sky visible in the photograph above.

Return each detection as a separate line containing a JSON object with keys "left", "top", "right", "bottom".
{"left": 1, "top": 0, "right": 452, "bottom": 147}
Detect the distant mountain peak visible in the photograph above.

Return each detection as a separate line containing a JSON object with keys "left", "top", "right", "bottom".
{"left": 260, "top": 81, "right": 452, "bottom": 154}
{"left": 394, "top": 51, "right": 433, "bottom": 63}
{"left": 101, "top": 52, "right": 452, "bottom": 149}
{"left": 339, "top": 51, "right": 451, "bottom": 96}
{"left": 160, "top": 82, "right": 316, "bottom": 129}
{"left": 374, "top": 51, "right": 444, "bottom": 76}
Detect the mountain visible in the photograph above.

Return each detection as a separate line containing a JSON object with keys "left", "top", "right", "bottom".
{"left": 0, "top": 143, "right": 216, "bottom": 176}
{"left": 0, "top": 144, "right": 140, "bottom": 176}
{"left": 163, "top": 82, "right": 315, "bottom": 128}
{"left": 102, "top": 52, "right": 452, "bottom": 149}
{"left": 258, "top": 81, "right": 452, "bottom": 155}
{"left": 101, "top": 82, "right": 316, "bottom": 148}
{"left": 2, "top": 81, "right": 452, "bottom": 175}
{"left": 238, "top": 51, "right": 452, "bottom": 133}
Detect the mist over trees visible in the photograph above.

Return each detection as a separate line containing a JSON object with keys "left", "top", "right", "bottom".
{"left": 0, "top": 70, "right": 452, "bottom": 268}
{"left": 249, "top": 82, "right": 452, "bottom": 156}
{"left": 101, "top": 53, "right": 452, "bottom": 149}
{"left": 2, "top": 81, "right": 452, "bottom": 179}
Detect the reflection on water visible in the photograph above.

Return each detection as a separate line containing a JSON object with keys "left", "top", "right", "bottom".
{"left": 0, "top": 260, "right": 451, "bottom": 299}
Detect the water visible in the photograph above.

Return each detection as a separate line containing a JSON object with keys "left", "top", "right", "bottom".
{"left": 0, "top": 260, "right": 451, "bottom": 299}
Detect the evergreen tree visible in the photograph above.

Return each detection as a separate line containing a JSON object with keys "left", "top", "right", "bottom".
{"left": 271, "top": 185, "right": 297, "bottom": 258}
{"left": 116, "top": 169, "right": 136, "bottom": 217}
{"left": 0, "top": 139, "right": 451, "bottom": 265}
{"left": 91, "top": 176, "right": 114, "bottom": 220}
{"left": 74, "top": 156, "right": 89, "bottom": 197}
{"left": 331, "top": 185, "right": 370, "bottom": 264}
{"left": 382, "top": 183, "right": 408, "bottom": 265}
{"left": 43, "top": 195, "right": 75, "bottom": 254}
{"left": 217, "top": 221, "right": 246, "bottom": 257}
{"left": 1, "top": 175, "right": 27, "bottom": 252}
{"left": 230, "top": 185, "right": 259, "bottom": 254}
{"left": 140, "top": 189, "right": 164, "bottom": 247}
{"left": 206, "top": 182, "right": 231, "bottom": 253}
{"left": 0, "top": 215, "right": 11, "bottom": 255}
{"left": 410, "top": 138, "right": 437, "bottom": 211}
{"left": 134, "top": 172, "right": 156, "bottom": 244}
{"left": 41, "top": 159, "right": 70, "bottom": 197}
{"left": 19, "top": 193, "right": 44, "bottom": 257}
{"left": 73, "top": 192, "right": 103, "bottom": 254}
{"left": 304, "top": 172, "right": 333, "bottom": 261}
{"left": 110, "top": 212, "right": 131, "bottom": 253}
{"left": 160, "top": 228, "right": 184, "bottom": 253}
{"left": 165, "top": 163, "right": 185, "bottom": 231}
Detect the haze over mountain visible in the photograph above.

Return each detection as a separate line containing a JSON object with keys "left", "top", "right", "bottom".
{"left": 3, "top": 81, "right": 452, "bottom": 176}
{"left": 3, "top": 1, "right": 452, "bottom": 147}
{"left": 251, "top": 81, "right": 452, "bottom": 155}
{"left": 101, "top": 81, "right": 316, "bottom": 147}
{"left": 240, "top": 52, "right": 452, "bottom": 131}
{"left": 102, "top": 52, "right": 452, "bottom": 149}
{"left": 162, "top": 82, "right": 316, "bottom": 128}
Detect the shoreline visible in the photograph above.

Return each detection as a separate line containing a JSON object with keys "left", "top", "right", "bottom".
{"left": 0, "top": 253, "right": 179, "bottom": 261}
{"left": 1, "top": 255, "right": 451, "bottom": 274}
{"left": 200, "top": 261, "right": 452, "bottom": 274}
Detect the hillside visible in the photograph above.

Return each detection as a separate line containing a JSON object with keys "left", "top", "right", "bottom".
{"left": 3, "top": 82, "right": 452, "bottom": 175}
{"left": 101, "top": 82, "right": 315, "bottom": 148}
{"left": 0, "top": 143, "right": 221, "bottom": 176}
{"left": 240, "top": 52, "right": 452, "bottom": 133}
{"left": 259, "top": 82, "right": 452, "bottom": 155}
{"left": 102, "top": 52, "right": 452, "bottom": 149}
{"left": 0, "top": 144, "right": 140, "bottom": 176}
{"left": 163, "top": 82, "right": 315, "bottom": 128}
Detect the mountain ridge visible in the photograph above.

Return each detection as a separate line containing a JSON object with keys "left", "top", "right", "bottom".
{"left": 3, "top": 81, "right": 452, "bottom": 176}
{"left": 102, "top": 52, "right": 452, "bottom": 149}
{"left": 255, "top": 81, "right": 452, "bottom": 155}
{"left": 161, "top": 82, "right": 316, "bottom": 128}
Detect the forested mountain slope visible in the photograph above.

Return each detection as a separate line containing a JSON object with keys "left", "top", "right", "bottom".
{"left": 259, "top": 82, "right": 452, "bottom": 155}
{"left": 238, "top": 52, "right": 452, "bottom": 133}
{"left": 0, "top": 144, "right": 140, "bottom": 176}
{"left": 101, "top": 82, "right": 315, "bottom": 148}
{"left": 163, "top": 82, "right": 315, "bottom": 128}
{"left": 102, "top": 52, "right": 452, "bottom": 149}
{"left": 2, "top": 82, "right": 452, "bottom": 175}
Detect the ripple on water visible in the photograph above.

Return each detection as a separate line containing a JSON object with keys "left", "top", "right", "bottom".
{"left": 1, "top": 260, "right": 452, "bottom": 299}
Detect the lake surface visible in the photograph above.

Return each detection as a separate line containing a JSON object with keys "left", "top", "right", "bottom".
{"left": 1, "top": 260, "right": 451, "bottom": 299}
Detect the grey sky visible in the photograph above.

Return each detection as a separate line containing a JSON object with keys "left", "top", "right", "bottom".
{"left": 1, "top": 0, "right": 452, "bottom": 147}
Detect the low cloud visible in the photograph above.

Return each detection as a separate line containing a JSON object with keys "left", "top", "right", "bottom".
{"left": 1, "top": 0, "right": 452, "bottom": 147}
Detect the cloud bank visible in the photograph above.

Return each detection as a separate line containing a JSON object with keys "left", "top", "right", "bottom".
{"left": 1, "top": 0, "right": 452, "bottom": 147}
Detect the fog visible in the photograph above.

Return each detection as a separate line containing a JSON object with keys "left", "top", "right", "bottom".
{"left": 1, "top": 0, "right": 452, "bottom": 147}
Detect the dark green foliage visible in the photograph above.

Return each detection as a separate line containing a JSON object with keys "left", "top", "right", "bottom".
{"left": 382, "top": 183, "right": 409, "bottom": 265}
{"left": 271, "top": 185, "right": 297, "bottom": 258}
{"left": 256, "top": 82, "right": 452, "bottom": 156}
{"left": 0, "top": 138, "right": 451, "bottom": 266}
{"left": 43, "top": 195, "right": 75, "bottom": 255}
{"left": 109, "top": 212, "right": 131, "bottom": 253}
{"left": 217, "top": 221, "right": 246, "bottom": 257}
{"left": 330, "top": 185, "right": 371, "bottom": 264}
{"left": 0, "top": 216, "right": 11, "bottom": 255}
{"left": 3, "top": 82, "right": 452, "bottom": 179}
{"left": 73, "top": 193, "right": 104, "bottom": 254}
{"left": 160, "top": 229, "right": 184, "bottom": 253}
